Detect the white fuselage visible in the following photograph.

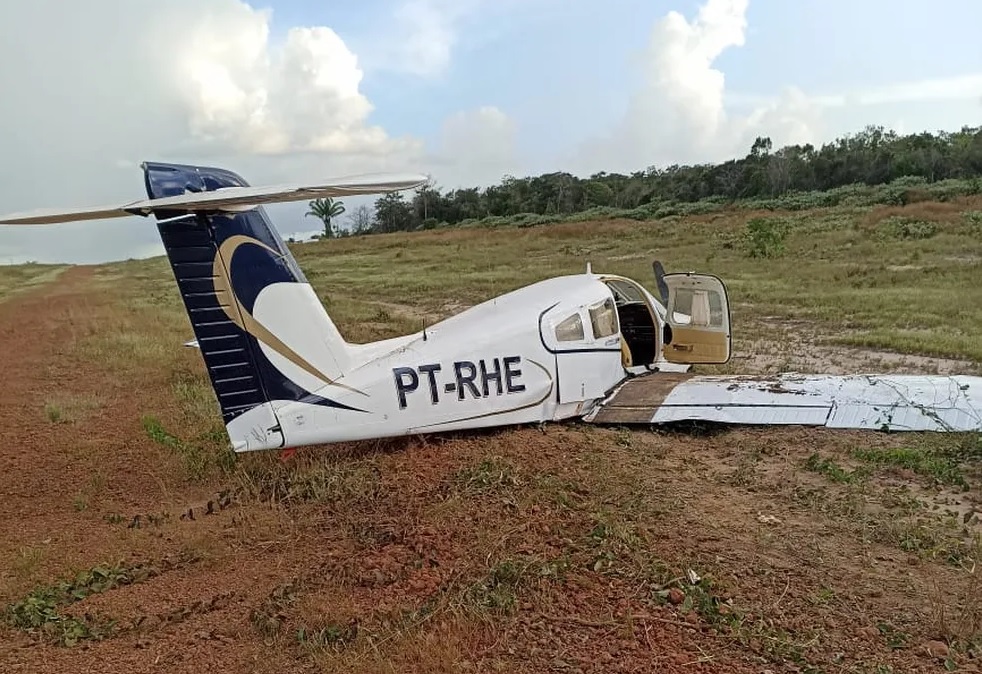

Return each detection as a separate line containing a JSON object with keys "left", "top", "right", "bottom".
{"left": 226, "top": 273, "right": 674, "bottom": 451}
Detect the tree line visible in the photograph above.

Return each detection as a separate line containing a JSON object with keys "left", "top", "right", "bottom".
{"left": 299, "top": 124, "right": 982, "bottom": 237}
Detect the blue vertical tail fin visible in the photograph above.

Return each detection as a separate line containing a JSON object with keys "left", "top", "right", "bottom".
{"left": 144, "top": 161, "right": 360, "bottom": 451}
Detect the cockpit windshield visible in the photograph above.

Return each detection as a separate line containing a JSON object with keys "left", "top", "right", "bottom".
{"left": 605, "top": 279, "right": 645, "bottom": 305}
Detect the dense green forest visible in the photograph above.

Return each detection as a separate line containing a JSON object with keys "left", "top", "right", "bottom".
{"left": 319, "top": 124, "right": 982, "bottom": 237}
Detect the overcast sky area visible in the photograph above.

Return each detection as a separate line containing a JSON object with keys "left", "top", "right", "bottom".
{"left": 1, "top": 0, "right": 980, "bottom": 264}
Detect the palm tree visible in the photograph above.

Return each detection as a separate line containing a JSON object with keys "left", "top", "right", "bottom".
{"left": 305, "top": 197, "right": 346, "bottom": 238}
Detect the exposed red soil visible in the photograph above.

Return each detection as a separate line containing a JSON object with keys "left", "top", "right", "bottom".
{"left": 0, "top": 268, "right": 978, "bottom": 674}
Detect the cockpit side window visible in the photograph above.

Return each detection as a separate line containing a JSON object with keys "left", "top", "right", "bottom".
{"left": 588, "top": 298, "right": 618, "bottom": 338}
{"left": 555, "top": 312, "right": 585, "bottom": 342}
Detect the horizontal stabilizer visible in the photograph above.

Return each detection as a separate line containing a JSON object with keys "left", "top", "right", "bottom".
{"left": 0, "top": 171, "right": 428, "bottom": 225}
{"left": 0, "top": 203, "right": 139, "bottom": 225}
{"left": 585, "top": 372, "right": 982, "bottom": 432}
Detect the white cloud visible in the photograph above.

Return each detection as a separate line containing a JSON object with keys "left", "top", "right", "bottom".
{"left": 857, "top": 74, "right": 982, "bottom": 107}
{"left": 576, "top": 0, "right": 824, "bottom": 171}
{"left": 0, "top": 1, "right": 419, "bottom": 190}
{"left": 238, "top": 104, "right": 520, "bottom": 237}
{"left": 733, "top": 87, "right": 824, "bottom": 152}
{"left": 575, "top": 0, "right": 721, "bottom": 167}
{"left": 428, "top": 106, "right": 519, "bottom": 187}
{"left": 0, "top": 0, "right": 500, "bottom": 264}
{"left": 729, "top": 74, "right": 982, "bottom": 111}
{"left": 578, "top": 0, "right": 982, "bottom": 174}
{"left": 646, "top": 0, "right": 748, "bottom": 139}
{"left": 176, "top": 3, "right": 418, "bottom": 156}
{"left": 388, "top": 0, "right": 461, "bottom": 77}
{"left": 354, "top": 0, "right": 480, "bottom": 78}
{"left": 354, "top": 0, "right": 543, "bottom": 78}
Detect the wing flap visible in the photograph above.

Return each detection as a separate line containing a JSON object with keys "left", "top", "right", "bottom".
{"left": 586, "top": 373, "right": 982, "bottom": 432}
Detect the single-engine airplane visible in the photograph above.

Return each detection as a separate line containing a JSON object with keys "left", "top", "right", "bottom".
{"left": 1, "top": 161, "right": 980, "bottom": 453}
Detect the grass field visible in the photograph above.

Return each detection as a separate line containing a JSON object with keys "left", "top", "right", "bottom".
{"left": 0, "top": 195, "right": 980, "bottom": 673}
{"left": 0, "top": 262, "right": 67, "bottom": 299}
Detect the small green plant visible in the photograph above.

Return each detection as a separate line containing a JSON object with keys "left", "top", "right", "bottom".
{"left": 878, "top": 216, "right": 938, "bottom": 240}
{"left": 142, "top": 415, "right": 235, "bottom": 480}
{"left": 452, "top": 458, "right": 519, "bottom": 495}
{"left": 742, "top": 217, "right": 789, "bottom": 258}
{"left": 464, "top": 558, "right": 530, "bottom": 614}
{"left": 42, "top": 395, "right": 100, "bottom": 424}
{"left": 44, "top": 403, "right": 63, "bottom": 423}
{"left": 296, "top": 622, "right": 357, "bottom": 651}
{"left": 251, "top": 579, "right": 303, "bottom": 638}
{"left": 803, "top": 453, "right": 868, "bottom": 484}
{"left": 12, "top": 547, "right": 44, "bottom": 581}
{"left": 876, "top": 621, "right": 910, "bottom": 650}
{"left": 964, "top": 210, "right": 982, "bottom": 235}
{"left": 143, "top": 414, "right": 181, "bottom": 447}
{"left": 810, "top": 586, "right": 837, "bottom": 605}
{"left": 852, "top": 441, "right": 971, "bottom": 489}
{"left": 4, "top": 564, "right": 139, "bottom": 646}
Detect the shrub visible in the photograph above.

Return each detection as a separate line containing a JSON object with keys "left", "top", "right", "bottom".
{"left": 742, "top": 217, "right": 790, "bottom": 258}
{"left": 878, "top": 216, "right": 938, "bottom": 240}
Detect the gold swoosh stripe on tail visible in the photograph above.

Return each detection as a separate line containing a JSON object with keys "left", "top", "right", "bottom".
{"left": 213, "top": 234, "right": 367, "bottom": 397}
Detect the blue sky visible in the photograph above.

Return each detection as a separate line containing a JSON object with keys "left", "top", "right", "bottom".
{"left": 723, "top": 1, "right": 982, "bottom": 88}
{"left": 0, "top": 0, "right": 979, "bottom": 263}
{"left": 262, "top": 0, "right": 665, "bottom": 154}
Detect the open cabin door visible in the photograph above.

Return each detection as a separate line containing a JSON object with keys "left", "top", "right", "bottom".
{"left": 662, "top": 273, "right": 731, "bottom": 365}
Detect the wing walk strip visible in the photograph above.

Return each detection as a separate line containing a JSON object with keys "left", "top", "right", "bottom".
{"left": 584, "top": 373, "right": 982, "bottom": 432}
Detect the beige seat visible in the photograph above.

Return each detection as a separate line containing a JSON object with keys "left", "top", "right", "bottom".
{"left": 690, "top": 291, "right": 712, "bottom": 327}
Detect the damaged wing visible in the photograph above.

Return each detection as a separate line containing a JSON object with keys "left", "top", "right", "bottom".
{"left": 585, "top": 373, "right": 982, "bottom": 432}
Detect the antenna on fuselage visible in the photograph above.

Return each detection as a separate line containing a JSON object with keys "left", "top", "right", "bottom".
{"left": 586, "top": 261, "right": 592, "bottom": 274}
